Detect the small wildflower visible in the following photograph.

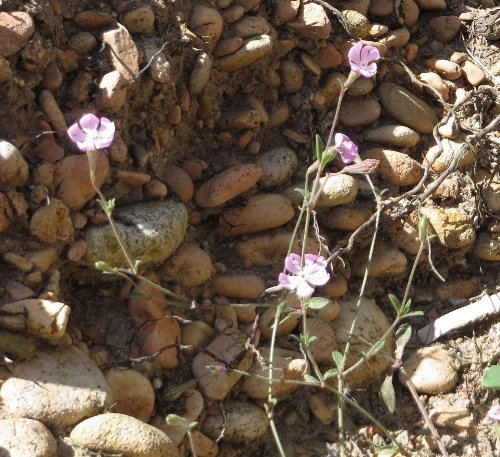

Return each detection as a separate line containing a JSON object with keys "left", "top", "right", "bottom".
{"left": 335, "top": 133, "right": 359, "bottom": 164}
{"left": 348, "top": 41, "right": 380, "bottom": 78}
{"left": 278, "top": 253, "right": 330, "bottom": 299}
{"left": 488, "top": 405, "right": 500, "bottom": 423}
{"left": 67, "top": 113, "right": 115, "bottom": 152}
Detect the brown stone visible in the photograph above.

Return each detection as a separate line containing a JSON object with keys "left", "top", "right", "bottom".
{"left": 0, "top": 12, "right": 35, "bottom": 57}
{"left": 102, "top": 26, "right": 140, "bottom": 81}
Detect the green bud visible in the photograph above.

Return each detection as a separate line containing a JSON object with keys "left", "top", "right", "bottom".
{"left": 418, "top": 215, "right": 429, "bottom": 241}
{"left": 166, "top": 414, "right": 189, "bottom": 427}
{"left": 94, "top": 261, "right": 118, "bottom": 274}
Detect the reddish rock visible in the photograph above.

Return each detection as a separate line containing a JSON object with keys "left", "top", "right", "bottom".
{"left": 0, "top": 12, "right": 35, "bottom": 57}
{"left": 102, "top": 26, "right": 140, "bottom": 81}
{"left": 33, "top": 137, "right": 64, "bottom": 163}
{"left": 286, "top": 3, "right": 331, "bottom": 40}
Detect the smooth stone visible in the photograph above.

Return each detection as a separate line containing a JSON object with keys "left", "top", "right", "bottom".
{"left": 286, "top": 3, "right": 331, "bottom": 39}
{"left": 475, "top": 170, "right": 500, "bottom": 212}
{"left": 428, "top": 15, "right": 462, "bottom": 43}
{"left": 461, "top": 60, "right": 485, "bottom": 86}
{"left": 0, "top": 346, "right": 112, "bottom": 429}
{"left": 256, "top": 146, "right": 298, "bottom": 189}
{"left": 475, "top": 233, "right": 500, "bottom": 261}
{"left": 401, "top": 346, "right": 458, "bottom": 395}
{"left": 415, "top": 0, "right": 446, "bottom": 10}
{"left": 104, "top": 369, "right": 155, "bottom": 422}
{"left": 340, "top": 98, "right": 381, "bottom": 127}
{"left": 218, "top": 34, "right": 273, "bottom": 71}
{"left": 194, "top": 163, "right": 262, "bottom": 208}
{"left": 331, "top": 296, "right": 394, "bottom": 388}
{"left": 307, "top": 317, "right": 338, "bottom": 364}
{"left": 429, "top": 398, "right": 475, "bottom": 433}
{"left": 425, "top": 58, "right": 462, "bottom": 81}
{"left": 343, "top": 10, "right": 371, "bottom": 38}
{"left": 0, "top": 11, "right": 35, "bottom": 57}
{"left": 242, "top": 347, "right": 306, "bottom": 398}
{"left": 259, "top": 293, "right": 301, "bottom": 339}
{"left": 189, "top": 51, "right": 212, "bottom": 95}
{"left": 419, "top": 72, "right": 449, "bottom": 101}
{"left": 421, "top": 206, "right": 475, "bottom": 249}
{"left": 189, "top": 5, "right": 223, "bottom": 50}
{"left": 0, "top": 192, "right": 13, "bottom": 231}
{"left": 102, "top": 26, "right": 140, "bottom": 81}
{"left": 143, "top": 44, "right": 171, "bottom": 84}
{"left": 402, "top": 0, "right": 420, "bottom": 26}
{"left": 0, "top": 418, "right": 57, "bottom": 457}
{"left": 316, "top": 175, "right": 358, "bottom": 207}
{"left": 69, "top": 32, "right": 97, "bottom": 55}
{"left": 0, "top": 140, "right": 29, "bottom": 187}
{"left": 362, "top": 148, "right": 423, "bottom": 186}
{"left": 388, "top": 218, "right": 421, "bottom": 255}
{"left": 96, "top": 70, "right": 128, "bottom": 112}
{"left": 322, "top": 205, "right": 372, "bottom": 231}
{"left": 363, "top": 125, "right": 420, "bottom": 147}
{"left": 280, "top": 60, "right": 304, "bottom": 93}
{"left": 213, "top": 274, "right": 265, "bottom": 300}
{"left": 54, "top": 151, "right": 110, "bottom": 210}
{"left": 217, "top": 194, "right": 294, "bottom": 236}
{"left": 30, "top": 198, "right": 74, "bottom": 245}
{"left": 84, "top": 200, "right": 187, "bottom": 267}
{"left": 70, "top": 413, "right": 178, "bottom": 457}
{"left": 368, "top": 0, "right": 393, "bottom": 15}
{"left": 231, "top": 15, "right": 270, "bottom": 38}
{"left": 181, "top": 321, "right": 214, "bottom": 352}
{"left": 0, "top": 330, "right": 36, "bottom": 361}
{"left": 424, "top": 139, "right": 475, "bottom": 173}
{"left": 348, "top": 77, "right": 374, "bottom": 97}
{"left": 378, "top": 82, "right": 439, "bottom": 134}
{"left": 202, "top": 401, "right": 268, "bottom": 443}
{"left": 379, "top": 28, "right": 410, "bottom": 48}
{"left": 123, "top": 7, "right": 155, "bottom": 34}
{"left": 351, "top": 242, "right": 407, "bottom": 277}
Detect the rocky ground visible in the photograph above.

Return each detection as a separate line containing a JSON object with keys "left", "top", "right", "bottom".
{"left": 0, "top": 0, "right": 499, "bottom": 456}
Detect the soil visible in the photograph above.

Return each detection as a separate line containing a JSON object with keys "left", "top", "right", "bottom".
{"left": 0, "top": 0, "right": 499, "bottom": 456}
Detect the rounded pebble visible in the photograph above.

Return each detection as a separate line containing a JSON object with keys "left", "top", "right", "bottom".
{"left": 218, "top": 35, "right": 273, "bottom": 71}
{"left": 340, "top": 98, "right": 381, "bottom": 127}
{"left": 256, "top": 146, "right": 298, "bottom": 189}
{"left": 363, "top": 125, "right": 420, "bottom": 147}
{"left": 0, "top": 11, "right": 35, "bottom": 57}
{"left": 123, "top": 7, "right": 155, "bottom": 34}
{"left": 316, "top": 175, "right": 358, "bottom": 207}
{"left": 30, "top": 198, "right": 74, "bottom": 245}
{"left": 0, "top": 418, "right": 57, "bottom": 457}
{"left": 0, "top": 140, "right": 29, "bottom": 187}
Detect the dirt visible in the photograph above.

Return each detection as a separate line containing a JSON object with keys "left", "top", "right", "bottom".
{"left": 0, "top": 0, "right": 500, "bottom": 456}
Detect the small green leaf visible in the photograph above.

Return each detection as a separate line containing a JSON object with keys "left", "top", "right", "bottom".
{"left": 166, "top": 414, "right": 189, "bottom": 427}
{"left": 395, "top": 323, "right": 412, "bottom": 360}
{"left": 483, "top": 365, "right": 500, "bottom": 390}
{"left": 380, "top": 374, "right": 396, "bottom": 413}
{"left": 331, "top": 351, "right": 343, "bottom": 369}
{"left": 402, "top": 298, "right": 412, "bottom": 315}
{"left": 268, "top": 397, "right": 278, "bottom": 407}
{"left": 94, "top": 261, "right": 118, "bottom": 274}
{"left": 377, "top": 446, "right": 399, "bottom": 457}
{"left": 303, "top": 374, "right": 319, "bottom": 383}
{"left": 304, "top": 297, "right": 330, "bottom": 310}
{"left": 315, "top": 134, "right": 323, "bottom": 162}
{"left": 401, "top": 311, "right": 424, "bottom": 319}
{"left": 188, "top": 421, "right": 198, "bottom": 430}
{"left": 133, "top": 259, "right": 142, "bottom": 274}
{"left": 323, "top": 368, "right": 339, "bottom": 380}
{"left": 366, "top": 339, "right": 385, "bottom": 358}
{"left": 418, "top": 215, "right": 429, "bottom": 241}
{"left": 388, "top": 294, "right": 401, "bottom": 314}
{"left": 293, "top": 187, "right": 308, "bottom": 197}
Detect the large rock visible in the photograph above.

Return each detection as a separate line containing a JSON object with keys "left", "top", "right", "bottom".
{"left": 378, "top": 82, "right": 439, "bottom": 134}
{"left": 70, "top": 413, "right": 178, "bottom": 457}
{"left": 0, "top": 418, "right": 57, "bottom": 457}
{"left": 286, "top": 3, "right": 331, "bottom": 39}
{"left": 84, "top": 200, "right": 187, "bottom": 267}
{"left": 0, "top": 346, "right": 112, "bottom": 429}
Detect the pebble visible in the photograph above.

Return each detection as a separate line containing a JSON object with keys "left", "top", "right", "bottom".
{"left": 401, "top": 346, "right": 458, "bottom": 395}
{"left": 104, "top": 368, "right": 155, "bottom": 422}
{"left": 389, "top": 218, "right": 421, "bottom": 255}
{"left": 74, "top": 10, "right": 115, "bottom": 28}
{"left": 0, "top": 140, "right": 29, "bottom": 187}
{"left": 416, "top": 0, "right": 446, "bottom": 10}
{"left": 70, "top": 413, "right": 178, "bottom": 457}
{"left": 28, "top": 247, "right": 57, "bottom": 273}
{"left": 380, "top": 28, "right": 411, "bottom": 48}
{"left": 331, "top": 296, "right": 394, "bottom": 388}
{"left": 461, "top": 60, "right": 485, "bottom": 86}
{"left": 160, "top": 164, "right": 194, "bottom": 202}
{"left": 192, "top": 328, "right": 253, "bottom": 400}
{"left": 160, "top": 243, "right": 213, "bottom": 287}
{"left": 0, "top": 418, "right": 57, "bottom": 457}
{"left": 475, "top": 233, "right": 500, "bottom": 261}
{"left": 421, "top": 205, "right": 475, "bottom": 249}
{"left": 96, "top": 70, "right": 128, "bottom": 112}
{"left": 425, "top": 58, "right": 462, "bottom": 80}
{"left": 307, "top": 317, "right": 338, "bottom": 364}
{"left": 314, "top": 43, "right": 342, "bottom": 69}
{"left": 368, "top": 0, "right": 393, "bottom": 16}
{"left": 322, "top": 205, "right": 373, "bottom": 231}
{"left": 259, "top": 293, "right": 301, "bottom": 338}
{"left": 191, "top": 431, "right": 219, "bottom": 457}
{"left": 123, "top": 6, "right": 155, "bottom": 34}
{"left": 0, "top": 298, "right": 70, "bottom": 342}
{"left": 218, "top": 34, "right": 273, "bottom": 71}
{"left": 316, "top": 175, "right": 358, "bottom": 207}
{"left": 362, "top": 148, "right": 423, "bottom": 186}
{"left": 401, "top": 0, "right": 420, "bottom": 26}
{"left": 286, "top": 2, "right": 331, "bottom": 39}
{"left": 363, "top": 125, "right": 420, "bottom": 147}
{"left": 0, "top": 346, "right": 112, "bottom": 429}
{"left": 213, "top": 274, "right": 266, "bottom": 300}
{"left": 5, "top": 281, "right": 33, "bottom": 300}
{"left": 194, "top": 163, "right": 262, "bottom": 208}
{"left": 348, "top": 77, "right": 374, "bottom": 97}
{"left": 34, "top": 137, "right": 64, "bottom": 162}
{"left": 54, "top": 151, "right": 110, "bottom": 210}
{"left": 0, "top": 11, "right": 35, "bottom": 57}
{"left": 428, "top": 15, "right": 462, "bottom": 43}
{"left": 116, "top": 170, "right": 151, "bottom": 186}
{"left": 232, "top": 15, "right": 270, "bottom": 38}
{"left": 102, "top": 26, "right": 140, "bottom": 81}
{"left": 189, "top": 5, "right": 223, "bottom": 50}
{"left": 419, "top": 71, "right": 449, "bottom": 101}
{"left": 424, "top": 139, "right": 475, "bottom": 173}
{"left": 69, "top": 32, "right": 97, "bottom": 55}
{"left": 42, "top": 61, "right": 63, "bottom": 91}
{"left": 181, "top": 321, "right": 214, "bottom": 352}
{"left": 352, "top": 242, "right": 408, "bottom": 277}
{"left": 267, "top": 102, "right": 290, "bottom": 128}
{"left": 222, "top": 5, "right": 245, "bottom": 24}
{"left": 243, "top": 347, "right": 306, "bottom": 398}
{"left": 214, "top": 37, "right": 244, "bottom": 58}
{"left": 343, "top": 10, "right": 371, "bottom": 38}
{"left": 256, "top": 146, "right": 298, "bottom": 189}
{"left": 307, "top": 298, "right": 341, "bottom": 321}
{"left": 202, "top": 401, "right": 268, "bottom": 443}
{"left": 3, "top": 252, "right": 33, "bottom": 272}
{"left": 143, "top": 44, "right": 171, "bottom": 84}
{"left": 378, "top": 82, "right": 439, "bottom": 134}
{"left": 340, "top": 98, "right": 381, "bottom": 127}
{"left": 85, "top": 200, "right": 187, "bottom": 267}
{"left": 67, "top": 239, "right": 88, "bottom": 262}
{"left": 220, "top": 109, "right": 261, "bottom": 129}
{"left": 0, "top": 330, "right": 36, "bottom": 360}
{"left": 475, "top": 170, "right": 500, "bottom": 212}
{"left": 0, "top": 193, "right": 13, "bottom": 231}
{"left": 189, "top": 51, "right": 212, "bottom": 95}
{"left": 30, "top": 198, "right": 74, "bottom": 245}
{"left": 40, "top": 90, "right": 68, "bottom": 135}
{"left": 0, "top": 56, "right": 11, "bottom": 82}
{"left": 430, "top": 399, "right": 475, "bottom": 433}
{"left": 280, "top": 60, "right": 304, "bottom": 93}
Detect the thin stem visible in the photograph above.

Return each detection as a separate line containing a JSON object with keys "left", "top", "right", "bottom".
{"left": 401, "top": 239, "right": 425, "bottom": 309}
{"left": 268, "top": 412, "right": 286, "bottom": 457}
{"left": 187, "top": 430, "right": 198, "bottom": 457}
{"left": 326, "top": 89, "right": 346, "bottom": 150}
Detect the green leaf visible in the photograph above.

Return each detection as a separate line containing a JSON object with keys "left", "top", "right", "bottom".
{"left": 293, "top": 187, "right": 308, "bottom": 198}
{"left": 377, "top": 446, "right": 399, "bottom": 457}
{"left": 402, "top": 298, "right": 412, "bottom": 315}
{"left": 304, "top": 297, "right": 330, "bottom": 310}
{"left": 366, "top": 339, "right": 385, "bottom": 358}
{"left": 315, "top": 134, "right": 323, "bottom": 162}
{"left": 188, "top": 421, "right": 198, "bottom": 430}
{"left": 418, "top": 215, "right": 429, "bottom": 241}
{"left": 388, "top": 294, "right": 401, "bottom": 314}
{"left": 323, "top": 368, "right": 339, "bottom": 380}
{"left": 133, "top": 259, "right": 142, "bottom": 274}
{"left": 166, "top": 414, "right": 189, "bottom": 427}
{"left": 380, "top": 374, "right": 396, "bottom": 413}
{"left": 483, "top": 365, "right": 500, "bottom": 390}
{"left": 268, "top": 397, "right": 277, "bottom": 407}
{"left": 94, "top": 261, "right": 118, "bottom": 274}
{"left": 303, "top": 374, "right": 318, "bottom": 383}
{"left": 331, "top": 351, "right": 343, "bottom": 369}
{"left": 395, "top": 323, "right": 412, "bottom": 360}
{"left": 401, "top": 310, "right": 424, "bottom": 319}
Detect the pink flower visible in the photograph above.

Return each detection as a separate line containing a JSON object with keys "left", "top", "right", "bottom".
{"left": 278, "top": 253, "right": 330, "bottom": 299}
{"left": 67, "top": 113, "right": 115, "bottom": 152}
{"left": 335, "top": 133, "right": 359, "bottom": 164}
{"left": 488, "top": 405, "right": 500, "bottom": 423}
{"left": 348, "top": 41, "right": 380, "bottom": 78}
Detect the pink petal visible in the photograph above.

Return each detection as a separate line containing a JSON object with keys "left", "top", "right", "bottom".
{"left": 79, "top": 113, "right": 100, "bottom": 132}
{"left": 304, "top": 254, "right": 327, "bottom": 270}
{"left": 92, "top": 136, "right": 114, "bottom": 150}
{"left": 359, "top": 63, "right": 376, "bottom": 78}
{"left": 284, "top": 253, "right": 302, "bottom": 275}
{"left": 97, "top": 117, "right": 115, "bottom": 139}
{"left": 365, "top": 46, "right": 380, "bottom": 63}
{"left": 306, "top": 269, "right": 330, "bottom": 286}
{"left": 76, "top": 138, "right": 97, "bottom": 152}
{"left": 348, "top": 41, "right": 363, "bottom": 66}
{"left": 67, "top": 123, "right": 87, "bottom": 144}
{"left": 295, "top": 279, "right": 315, "bottom": 298}
{"left": 278, "top": 273, "right": 300, "bottom": 291}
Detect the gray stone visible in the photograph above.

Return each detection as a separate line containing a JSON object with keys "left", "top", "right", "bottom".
{"left": 0, "top": 418, "right": 57, "bottom": 457}
{"left": 0, "top": 140, "right": 29, "bottom": 187}
{"left": 84, "top": 200, "right": 188, "bottom": 268}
